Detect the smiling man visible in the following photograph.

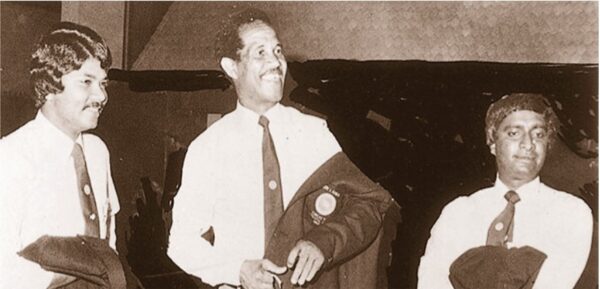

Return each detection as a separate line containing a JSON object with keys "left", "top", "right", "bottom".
{"left": 168, "top": 8, "right": 394, "bottom": 289}
{"left": 418, "top": 93, "right": 593, "bottom": 289}
{"left": 0, "top": 22, "right": 120, "bottom": 288}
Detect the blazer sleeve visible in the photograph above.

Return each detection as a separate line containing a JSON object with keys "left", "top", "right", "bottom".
{"left": 301, "top": 153, "right": 395, "bottom": 268}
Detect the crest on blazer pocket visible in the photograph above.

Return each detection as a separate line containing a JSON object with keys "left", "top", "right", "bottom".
{"left": 309, "top": 185, "right": 340, "bottom": 225}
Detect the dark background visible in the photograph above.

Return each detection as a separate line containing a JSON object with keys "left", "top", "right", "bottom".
{"left": 1, "top": 2, "right": 597, "bottom": 289}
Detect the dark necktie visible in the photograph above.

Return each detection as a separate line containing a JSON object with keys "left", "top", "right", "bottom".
{"left": 72, "top": 143, "right": 101, "bottom": 238}
{"left": 259, "top": 116, "right": 284, "bottom": 247}
{"left": 486, "top": 190, "right": 520, "bottom": 247}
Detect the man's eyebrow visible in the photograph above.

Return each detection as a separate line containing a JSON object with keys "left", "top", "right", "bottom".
{"left": 501, "top": 123, "right": 547, "bottom": 131}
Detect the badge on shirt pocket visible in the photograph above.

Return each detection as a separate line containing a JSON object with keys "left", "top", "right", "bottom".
{"left": 309, "top": 185, "right": 341, "bottom": 225}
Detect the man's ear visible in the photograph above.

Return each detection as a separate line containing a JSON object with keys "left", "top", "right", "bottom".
{"left": 489, "top": 143, "right": 497, "bottom": 156}
{"left": 486, "top": 128, "right": 496, "bottom": 156}
{"left": 45, "top": 93, "right": 55, "bottom": 101}
{"left": 220, "top": 57, "right": 238, "bottom": 80}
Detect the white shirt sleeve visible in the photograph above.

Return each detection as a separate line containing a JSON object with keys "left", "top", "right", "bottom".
{"left": 167, "top": 138, "right": 245, "bottom": 287}
{"left": 418, "top": 198, "right": 469, "bottom": 289}
{"left": 311, "top": 118, "right": 342, "bottom": 157}
{"left": 107, "top": 154, "right": 120, "bottom": 250}
{"left": 0, "top": 142, "right": 54, "bottom": 289}
{"left": 532, "top": 197, "right": 593, "bottom": 289}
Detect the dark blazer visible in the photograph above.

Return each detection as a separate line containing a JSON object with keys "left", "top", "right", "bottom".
{"left": 18, "top": 235, "right": 127, "bottom": 289}
{"left": 264, "top": 152, "right": 399, "bottom": 289}
{"left": 449, "top": 245, "right": 547, "bottom": 289}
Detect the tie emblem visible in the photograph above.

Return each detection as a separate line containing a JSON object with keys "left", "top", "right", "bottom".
{"left": 72, "top": 143, "right": 100, "bottom": 238}
{"left": 486, "top": 190, "right": 520, "bottom": 247}
{"left": 259, "top": 116, "right": 284, "bottom": 247}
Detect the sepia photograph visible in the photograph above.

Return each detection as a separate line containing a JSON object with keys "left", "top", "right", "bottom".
{"left": 0, "top": 2, "right": 597, "bottom": 289}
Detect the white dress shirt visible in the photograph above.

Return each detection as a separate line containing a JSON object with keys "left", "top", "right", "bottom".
{"left": 168, "top": 102, "right": 341, "bottom": 286}
{"left": 0, "top": 111, "right": 120, "bottom": 289}
{"left": 418, "top": 177, "right": 593, "bottom": 289}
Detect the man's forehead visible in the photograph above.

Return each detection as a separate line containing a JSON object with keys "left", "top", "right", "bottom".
{"left": 239, "top": 21, "right": 279, "bottom": 46}
{"left": 73, "top": 58, "right": 107, "bottom": 79}
{"left": 499, "top": 109, "right": 546, "bottom": 127}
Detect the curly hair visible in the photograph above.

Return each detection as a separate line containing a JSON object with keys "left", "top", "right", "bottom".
{"left": 214, "top": 8, "right": 272, "bottom": 63}
{"left": 485, "top": 93, "right": 560, "bottom": 146}
{"left": 30, "top": 22, "right": 112, "bottom": 108}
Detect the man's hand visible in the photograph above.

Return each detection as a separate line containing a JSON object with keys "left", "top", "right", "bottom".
{"left": 287, "top": 240, "right": 325, "bottom": 286}
{"left": 240, "top": 259, "right": 286, "bottom": 289}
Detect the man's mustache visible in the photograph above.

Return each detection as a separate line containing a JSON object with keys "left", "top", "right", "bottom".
{"left": 86, "top": 101, "right": 105, "bottom": 113}
{"left": 261, "top": 68, "right": 283, "bottom": 77}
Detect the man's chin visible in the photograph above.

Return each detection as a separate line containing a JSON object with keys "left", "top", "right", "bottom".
{"left": 513, "top": 167, "right": 540, "bottom": 180}
{"left": 264, "top": 91, "right": 283, "bottom": 102}
{"left": 513, "top": 158, "right": 538, "bottom": 169}
{"left": 261, "top": 82, "right": 284, "bottom": 93}
{"left": 81, "top": 119, "right": 99, "bottom": 131}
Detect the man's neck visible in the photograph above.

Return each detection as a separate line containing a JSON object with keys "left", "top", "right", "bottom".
{"left": 39, "top": 107, "right": 79, "bottom": 141}
{"left": 238, "top": 99, "right": 277, "bottom": 115}
{"left": 498, "top": 175, "right": 537, "bottom": 191}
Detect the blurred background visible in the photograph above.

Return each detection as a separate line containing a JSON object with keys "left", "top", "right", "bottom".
{"left": 1, "top": 2, "right": 597, "bottom": 288}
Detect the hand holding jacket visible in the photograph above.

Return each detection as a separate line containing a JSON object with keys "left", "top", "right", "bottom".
{"left": 265, "top": 152, "right": 396, "bottom": 289}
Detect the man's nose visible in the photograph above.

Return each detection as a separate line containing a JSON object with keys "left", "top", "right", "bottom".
{"left": 520, "top": 133, "right": 534, "bottom": 151}
{"left": 90, "top": 84, "right": 107, "bottom": 103}
{"left": 265, "top": 52, "right": 283, "bottom": 68}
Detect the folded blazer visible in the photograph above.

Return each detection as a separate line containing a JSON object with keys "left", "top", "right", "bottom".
{"left": 264, "top": 152, "right": 400, "bottom": 289}
{"left": 18, "top": 235, "right": 126, "bottom": 289}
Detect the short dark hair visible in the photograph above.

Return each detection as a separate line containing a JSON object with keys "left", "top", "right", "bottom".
{"left": 30, "top": 22, "right": 112, "bottom": 108}
{"left": 214, "top": 8, "right": 272, "bottom": 63}
{"left": 485, "top": 93, "right": 560, "bottom": 146}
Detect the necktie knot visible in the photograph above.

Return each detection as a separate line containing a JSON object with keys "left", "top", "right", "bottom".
{"left": 258, "top": 115, "right": 270, "bottom": 128}
{"left": 504, "top": 190, "right": 520, "bottom": 204}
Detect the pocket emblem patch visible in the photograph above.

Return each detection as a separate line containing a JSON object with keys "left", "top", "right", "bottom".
{"left": 315, "top": 192, "right": 336, "bottom": 216}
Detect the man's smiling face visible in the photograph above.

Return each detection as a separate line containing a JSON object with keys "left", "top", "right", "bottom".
{"left": 44, "top": 57, "right": 108, "bottom": 139}
{"left": 234, "top": 21, "right": 287, "bottom": 113}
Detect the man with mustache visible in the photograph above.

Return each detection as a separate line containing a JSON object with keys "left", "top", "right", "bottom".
{"left": 168, "top": 8, "right": 394, "bottom": 289}
{"left": 0, "top": 22, "right": 121, "bottom": 288}
{"left": 418, "top": 93, "right": 593, "bottom": 289}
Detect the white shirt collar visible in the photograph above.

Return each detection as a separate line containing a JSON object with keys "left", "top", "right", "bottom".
{"left": 234, "top": 101, "right": 284, "bottom": 126}
{"left": 494, "top": 176, "right": 541, "bottom": 202}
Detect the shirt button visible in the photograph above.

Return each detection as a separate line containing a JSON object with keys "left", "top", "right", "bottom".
{"left": 495, "top": 222, "right": 504, "bottom": 231}
{"left": 89, "top": 213, "right": 96, "bottom": 220}
{"left": 269, "top": 180, "right": 278, "bottom": 190}
{"left": 83, "top": 185, "right": 91, "bottom": 195}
